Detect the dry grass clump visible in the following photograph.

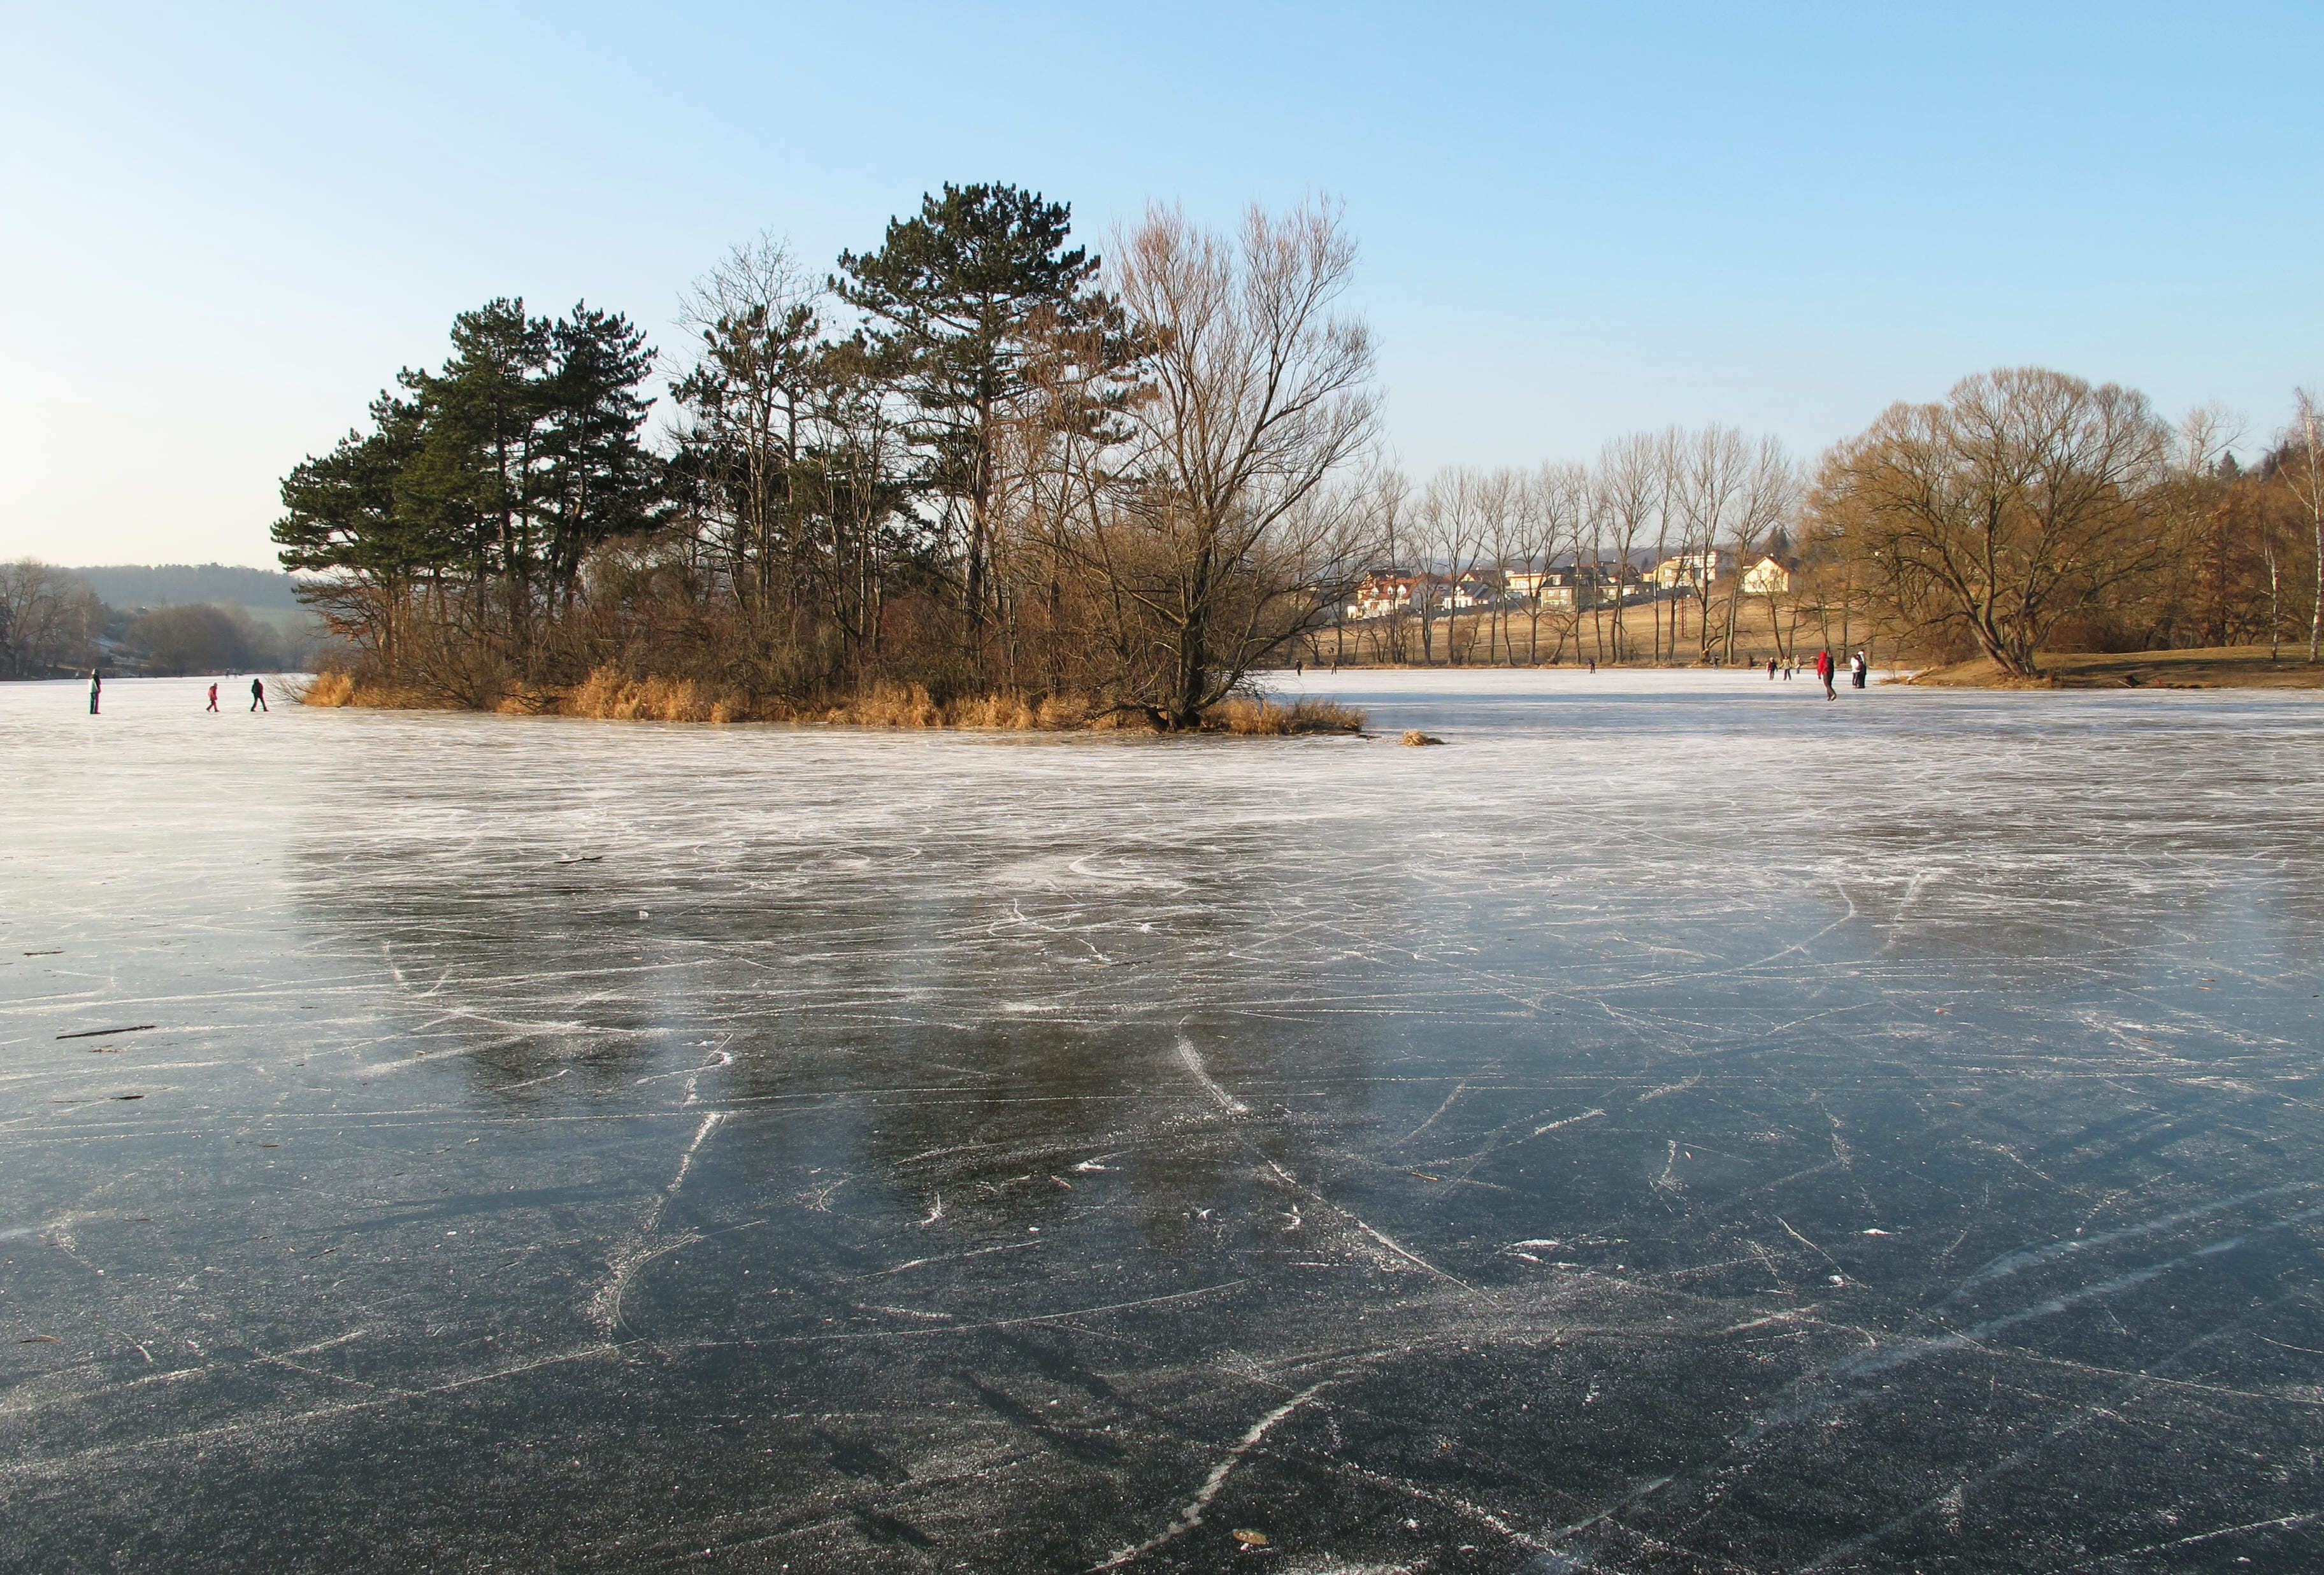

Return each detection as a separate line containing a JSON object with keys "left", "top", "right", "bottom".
{"left": 1209, "top": 696, "right": 1367, "bottom": 736}
{"left": 949, "top": 692, "right": 1040, "bottom": 730}
{"left": 1081, "top": 702, "right": 1156, "bottom": 730}
{"left": 294, "top": 671, "right": 355, "bottom": 707}
{"left": 289, "top": 670, "right": 442, "bottom": 709}
{"left": 1401, "top": 729, "right": 1445, "bottom": 746}
{"left": 1036, "top": 694, "right": 1093, "bottom": 728}
{"left": 561, "top": 667, "right": 752, "bottom": 723}
{"left": 821, "top": 685, "right": 1117, "bottom": 730}
{"left": 1289, "top": 697, "right": 1367, "bottom": 733}
{"left": 827, "top": 681, "right": 945, "bottom": 727}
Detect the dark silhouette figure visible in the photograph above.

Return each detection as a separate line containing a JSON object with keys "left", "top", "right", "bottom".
{"left": 250, "top": 678, "right": 268, "bottom": 713}
{"left": 88, "top": 671, "right": 101, "bottom": 715}
{"left": 1767, "top": 658, "right": 1777, "bottom": 679}
{"left": 206, "top": 683, "right": 219, "bottom": 712}
{"left": 1815, "top": 648, "right": 1837, "bottom": 700}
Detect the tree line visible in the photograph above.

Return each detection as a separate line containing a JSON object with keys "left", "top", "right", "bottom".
{"left": 1811, "top": 373, "right": 2323, "bottom": 675}
{"left": 0, "top": 562, "right": 104, "bottom": 678}
{"left": 1311, "top": 382, "right": 2322, "bottom": 679}
{"left": 1317, "top": 426, "right": 1797, "bottom": 668}
{"left": 276, "top": 184, "right": 2324, "bottom": 708}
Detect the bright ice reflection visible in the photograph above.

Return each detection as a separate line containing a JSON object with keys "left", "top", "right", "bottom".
{"left": 4, "top": 671, "right": 2323, "bottom": 1572}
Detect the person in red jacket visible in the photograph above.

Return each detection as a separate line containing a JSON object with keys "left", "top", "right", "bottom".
{"left": 1814, "top": 647, "right": 1836, "bottom": 700}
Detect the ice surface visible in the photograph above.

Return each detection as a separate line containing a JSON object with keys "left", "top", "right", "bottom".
{"left": 3, "top": 670, "right": 2323, "bottom": 1572}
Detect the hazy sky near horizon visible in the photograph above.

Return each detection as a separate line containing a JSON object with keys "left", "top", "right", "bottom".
{"left": 3, "top": 1, "right": 2319, "bottom": 569}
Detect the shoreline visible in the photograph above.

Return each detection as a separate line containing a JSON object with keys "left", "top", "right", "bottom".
{"left": 294, "top": 671, "right": 1369, "bottom": 736}
{"left": 1899, "top": 646, "right": 2324, "bottom": 690}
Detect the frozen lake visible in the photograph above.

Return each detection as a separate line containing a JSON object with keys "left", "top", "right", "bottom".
{"left": 4, "top": 669, "right": 2322, "bottom": 1572}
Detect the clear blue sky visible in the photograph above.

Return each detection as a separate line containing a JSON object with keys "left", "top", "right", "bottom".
{"left": 3, "top": 1, "right": 2317, "bottom": 568}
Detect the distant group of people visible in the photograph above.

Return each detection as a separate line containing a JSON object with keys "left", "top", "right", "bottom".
{"left": 1560, "top": 650, "right": 1870, "bottom": 693}
{"left": 1795, "top": 648, "right": 1869, "bottom": 698}
{"left": 1747, "top": 650, "right": 1869, "bottom": 695}
{"left": 85, "top": 673, "right": 266, "bottom": 715}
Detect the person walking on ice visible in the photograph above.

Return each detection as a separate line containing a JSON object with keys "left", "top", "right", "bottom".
{"left": 206, "top": 683, "right": 219, "bottom": 712}
{"left": 249, "top": 678, "right": 268, "bottom": 712}
{"left": 1814, "top": 647, "right": 1836, "bottom": 700}
{"left": 87, "top": 670, "right": 101, "bottom": 715}
{"left": 1851, "top": 650, "right": 1869, "bottom": 690}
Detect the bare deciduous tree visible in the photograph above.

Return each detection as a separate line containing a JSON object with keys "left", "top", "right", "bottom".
{"left": 1812, "top": 367, "right": 2172, "bottom": 677}
{"left": 1524, "top": 462, "right": 1585, "bottom": 663}
{"left": 671, "top": 236, "right": 829, "bottom": 643}
{"left": 1416, "top": 469, "right": 1491, "bottom": 665}
{"left": 1370, "top": 469, "right": 1414, "bottom": 664}
{"left": 1667, "top": 426, "right": 1733, "bottom": 661}
{"left": 1096, "top": 201, "right": 1379, "bottom": 725}
{"left": 1716, "top": 434, "right": 1798, "bottom": 662}
{"left": 0, "top": 560, "right": 101, "bottom": 678}
{"left": 2282, "top": 389, "right": 2324, "bottom": 664}
{"left": 1477, "top": 469, "right": 1529, "bottom": 664}
{"left": 1596, "top": 433, "right": 1661, "bottom": 663}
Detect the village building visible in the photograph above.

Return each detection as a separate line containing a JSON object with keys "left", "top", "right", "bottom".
{"left": 1350, "top": 557, "right": 1688, "bottom": 620}
{"left": 1507, "top": 561, "right": 1646, "bottom": 609}
{"left": 1347, "top": 569, "right": 1502, "bottom": 620}
{"left": 1653, "top": 550, "right": 1730, "bottom": 591}
{"left": 1504, "top": 568, "right": 1575, "bottom": 609}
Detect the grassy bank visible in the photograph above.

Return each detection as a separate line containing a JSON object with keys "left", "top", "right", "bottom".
{"left": 294, "top": 670, "right": 1366, "bottom": 734}
{"left": 1902, "top": 646, "right": 2324, "bottom": 690}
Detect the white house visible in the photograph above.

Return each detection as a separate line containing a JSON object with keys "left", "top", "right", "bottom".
{"left": 1654, "top": 550, "right": 1729, "bottom": 591}
{"left": 1740, "top": 556, "right": 1793, "bottom": 595}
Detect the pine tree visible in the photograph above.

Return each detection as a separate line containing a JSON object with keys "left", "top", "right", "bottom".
{"left": 540, "top": 303, "right": 659, "bottom": 612}
{"left": 400, "top": 300, "right": 554, "bottom": 645}
{"left": 835, "top": 184, "right": 1109, "bottom": 670}
{"left": 275, "top": 390, "right": 441, "bottom": 668}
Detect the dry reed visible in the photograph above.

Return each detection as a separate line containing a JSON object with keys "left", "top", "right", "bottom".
{"left": 560, "top": 668, "right": 754, "bottom": 723}
{"left": 824, "top": 681, "right": 945, "bottom": 727}
{"left": 294, "top": 671, "right": 355, "bottom": 707}
{"left": 289, "top": 670, "right": 442, "bottom": 709}
{"left": 1209, "top": 697, "right": 1367, "bottom": 736}
{"left": 301, "top": 668, "right": 1366, "bottom": 736}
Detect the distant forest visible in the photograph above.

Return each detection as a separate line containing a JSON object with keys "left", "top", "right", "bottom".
{"left": 0, "top": 562, "right": 326, "bottom": 680}
{"left": 69, "top": 564, "right": 306, "bottom": 611}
